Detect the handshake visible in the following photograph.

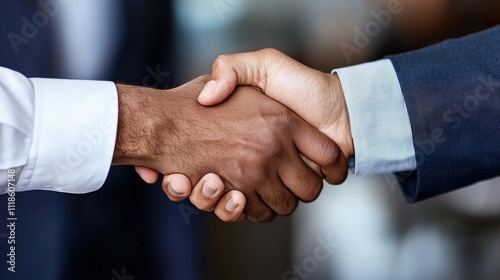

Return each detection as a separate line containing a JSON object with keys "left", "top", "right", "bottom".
{"left": 112, "top": 49, "right": 354, "bottom": 222}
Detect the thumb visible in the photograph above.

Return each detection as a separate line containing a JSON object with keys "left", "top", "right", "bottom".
{"left": 135, "top": 166, "right": 160, "bottom": 184}
{"left": 198, "top": 50, "right": 269, "bottom": 106}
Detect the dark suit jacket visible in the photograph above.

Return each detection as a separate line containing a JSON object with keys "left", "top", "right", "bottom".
{"left": 387, "top": 25, "right": 500, "bottom": 203}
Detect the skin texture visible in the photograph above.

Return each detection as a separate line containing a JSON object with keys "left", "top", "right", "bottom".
{"left": 198, "top": 49, "right": 353, "bottom": 159}
{"left": 113, "top": 76, "right": 347, "bottom": 222}
{"left": 136, "top": 49, "right": 354, "bottom": 222}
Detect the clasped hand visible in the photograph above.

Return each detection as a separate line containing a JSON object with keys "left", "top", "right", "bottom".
{"left": 128, "top": 49, "right": 354, "bottom": 222}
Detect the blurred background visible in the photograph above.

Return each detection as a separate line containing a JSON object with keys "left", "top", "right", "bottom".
{"left": 0, "top": 0, "right": 499, "bottom": 279}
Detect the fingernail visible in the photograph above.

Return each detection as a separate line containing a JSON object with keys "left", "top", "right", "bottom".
{"left": 225, "top": 198, "right": 239, "bottom": 212}
{"left": 202, "top": 180, "right": 218, "bottom": 198}
{"left": 198, "top": 80, "right": 217, "bottom": 99}
{"left": 168, "top": 183, "right": 184, "bottom": 197}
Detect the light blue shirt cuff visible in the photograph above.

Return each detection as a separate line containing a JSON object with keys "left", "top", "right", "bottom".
{"left": 332, "top": 59, "right": 416, "bottom": 175}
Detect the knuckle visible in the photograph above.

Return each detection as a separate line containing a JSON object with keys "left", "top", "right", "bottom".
{"left": 277, "top": 197, "right": 298, "bottom": 216}
{"left": 269, "top": 110, "right": 294, "bottom": 126}
{"left": 317, "top": 141, "right": 342, "bottom": 167}
{"left": 330, "top": 172, "right": 348, "bottom": 185}
{"left": 198, "top": 74, "right": 211, "bottom": 81}
{"left": 261, "top": 189, "right": 298, "bottom": 216}
{"left": 226, "top": 159, "right": 267, "bottom": 188}
{"left": 260, "top": 48, "right": 281, "bottom": 57}
{"left": 264, "top": 110, "right": 296, "bottom": 135}
{"left": 300, "top": 178, "right": 323, "bottom": 202}
{"left": 258, "top": 112, "right": 299, "bottom": 158}
{"left": 259, "top": 141, "right": 283, "bottom": 160}
{"left": 253, "top": 127, "right": 285, "bottom": 160}
{"left": 325, "top": 163, "right": 348, "bottom": 185}
{"left": 245, "top": 207, "right": 275, "bottom": 223}
{"left": 260, "top": 189, "right": 298, "bottom": 216}
{"left": 225, "top": 159, "right": 247, "bottom": 184}
{"left": 213, "top": 54, "right": 231, "bottom": 69}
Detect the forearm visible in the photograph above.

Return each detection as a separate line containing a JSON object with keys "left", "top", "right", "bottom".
{"left": 112, "top": 83, "right": 185, "bottom": 174}
{"left": 387, "top": 26, "right": 500, "bottom": 201}
{"left": 0, "top": 67, "right": 34, "bottom": 194}
{"left": 0, "top": 67, "right": 118, "bottom": 194}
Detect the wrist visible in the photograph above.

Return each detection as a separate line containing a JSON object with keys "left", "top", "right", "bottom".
{"left": 325, "top": 73, "right": 355, "bottom": 159}
{"left": 112, "top": 84, "right": 160, "bottom": 166}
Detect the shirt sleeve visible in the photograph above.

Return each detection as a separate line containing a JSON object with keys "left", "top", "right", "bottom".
{"left": 0, "top": 67, "right": 118, "bottom": 194}
{"left": 332, "top": 59, "right": 416, "bottom": 175}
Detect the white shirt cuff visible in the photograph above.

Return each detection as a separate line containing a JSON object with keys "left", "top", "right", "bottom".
{"left": 19, "top": 78, "right": 118, "bottom": 194}
{"left": 333, "top": 59, "right": 416, "bottom": 175}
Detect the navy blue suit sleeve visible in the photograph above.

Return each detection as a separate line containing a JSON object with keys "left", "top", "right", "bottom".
{"left": 387, "top": 25, "right": 500, "bottom": 203}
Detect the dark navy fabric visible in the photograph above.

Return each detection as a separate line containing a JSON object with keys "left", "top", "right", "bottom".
{"left": 387, "top": 26, "right": 500, "bottom": 203}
